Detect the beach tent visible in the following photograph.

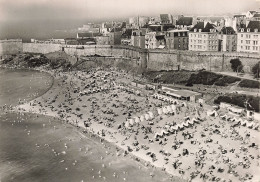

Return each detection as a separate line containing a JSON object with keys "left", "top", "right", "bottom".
{"left": 145, "top": 114, "right": 150, "bottom": 121}
{"left": 164, "top": 124, "right": 170, "bottom": 130}
{"left": 160, "top": 130, "right": 168, "bottom": 136}
{"left": 134, "top": 117, "right": 140, "bottom": 124}
{"left": 184, "top": 116, "right": 190, "bottom": 121}
{"left": 254, "top": 123, "right": 259, "bottom": 130}
{"left": 157, "top": 108, "right": 163, "bottom": 115}
{"left": 179, "top": 123, "right": 184, "bottom": 129}
{"left": 173, "top": 100, "right": 179, "bottom": 105}
{"left": 192, "top": 118, "right": 199, "bottom": 124}
{"left": 220, "top": 114, "right": 227, "bottom": 120}
{"left": 154, "top": 132, "right": 161, "bottom": 139}
{"left": 240, "top": 120, "right": 247, "bottom": 126}
{"left": 171, "top": 125, "right": 178, "bottom": 131}
{"left": 140, "top": 115, "right": 145, "bottom": 122}
{"left": 183, "top": 121, "right": 189, "bottom": 127}
{"left": 188, "top": 119, "right": 194, "bottom": 125}
{"left": 247, "top": 122, "right": 254, "bottom": 128}
{"left": 148, "top": 111, "right": 154, "bottom": 119}
{"left": 207, "top": 110, "right": 218, "bottom": 117}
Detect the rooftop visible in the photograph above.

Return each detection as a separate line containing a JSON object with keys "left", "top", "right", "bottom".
{"left": 190, "top": 22, "right": 217, "bottom": 33}
{"left": 245, "top": 21, "right": 260, "bottom": 32}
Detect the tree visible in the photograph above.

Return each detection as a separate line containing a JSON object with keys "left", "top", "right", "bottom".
{"left": 230, "top": 58, "right": 242, "bottom": 72}
{"left": 252, "top": 62, "right": 260, "bottom": 79}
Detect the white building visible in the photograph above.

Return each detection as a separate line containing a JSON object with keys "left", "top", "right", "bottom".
{"left": 189, "top": 22, "right": 219, "bottom": 51}
{"left": 237, "top": 21, "right": 260, "bottom": 54}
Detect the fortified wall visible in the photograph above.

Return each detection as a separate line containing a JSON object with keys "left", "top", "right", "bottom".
{"left": 148, "top": 50, "right": 260, "bottom": 72}
{"left": 6, "top": 43, "right": 260, "bottom": 73}
{"left": 0, "top": 39, "right": 23, "bottom": 56}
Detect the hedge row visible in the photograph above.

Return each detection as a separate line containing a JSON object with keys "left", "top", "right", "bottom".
{"left": 214, "top": 94, "right": 259, "bottom": 112}
{"left": 238, "top": 79, "right": 260, "bottom": 89}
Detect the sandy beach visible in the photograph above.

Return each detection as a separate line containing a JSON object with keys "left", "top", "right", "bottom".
{"left": 11, "top": 65, "right": 260, "bottom": 182}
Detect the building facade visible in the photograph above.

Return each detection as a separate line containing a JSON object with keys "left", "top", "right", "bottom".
{"left": 237, "top": 21, "right": 260, "bottom": 54}
{"left": 107, "top": 31, "right": 122, "bottom": 45}
{"left": 131, "top": 29, "right": 146, "bottom": 48}
{"left": 165, "top": 30, "right": 189, "bottom": 50}
{"left": 96, "top": 36, "right": 110, "bottom": 45}
{"left": 189, "top": 22, "right": 219, "bottom": 51}
{"left": 218, "top": 27, "right": 237, "bottom": 52}
{"left": 145, "top": 32, "right": 166, "bottom": 49}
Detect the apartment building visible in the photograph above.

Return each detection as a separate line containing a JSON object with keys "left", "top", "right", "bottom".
{"left": 218, "top": 27, "right": 237, "bottom": 52}
{"left": 165, "top": 30, "right": 189, "bottom": 50}
{"left": 189, "top": 22, "right": 219, "bottom": 51}
{"left": 237, "top": 21, "right": 260, "bottom": 54}
{"left": 145, "top": 32, "right": 166, "bottom": 49}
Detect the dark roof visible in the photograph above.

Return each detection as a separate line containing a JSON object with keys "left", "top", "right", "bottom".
{"left": 176, "top": 17, "right": 193, "bottom": 26}
{"left": 190, "top": 22, "right": 217, "bottom": 32}
{"left": 77, "top": 32, "right": 101, "bottom": 38}
{"left": 249, "top": 11, "right": 256, "bottom": 14}
{"left": 246, "top": 21, "right": 260, "bottom": 32}
{"left": 253, "top": 13, "right": 260, "bottom": 17}
{"left": 155, "top": 35, "right": 165, "bottom": 40}
{"left": 220, "top": 27, "right": 236, "bottom": 34}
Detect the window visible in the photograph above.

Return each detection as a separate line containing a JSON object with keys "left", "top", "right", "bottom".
{"left": 241, "top": 34, "right": 243, "bottom": 37}
{"left": 246, "top": 40, "right": 250, "bottom": 44}
{"left": 241, "top": 40, "right": 243, "bottom": 43}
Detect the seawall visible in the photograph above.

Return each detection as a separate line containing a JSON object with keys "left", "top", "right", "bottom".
{"left": 1, "top": 42, "right": 259, "bottom": 73}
